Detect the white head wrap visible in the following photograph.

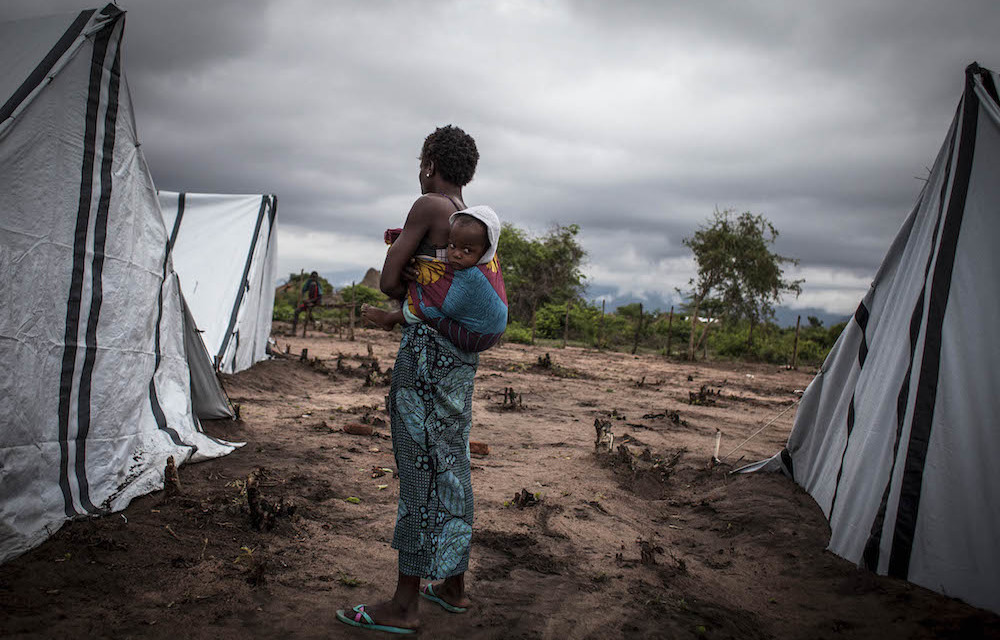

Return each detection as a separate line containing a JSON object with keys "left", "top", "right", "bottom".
{"left": 450, "top": 205, "right": 500, "bottom": 265}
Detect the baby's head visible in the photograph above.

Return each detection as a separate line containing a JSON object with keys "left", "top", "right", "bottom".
{"left": 448, "top": 213, "right": 489, "bottom": 269}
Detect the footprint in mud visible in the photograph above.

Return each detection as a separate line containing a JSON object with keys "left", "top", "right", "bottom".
{"left": 473, "top": 529, "right": 569, "bottom": 580}
{"left": 625, "top": 583, "right": 772, "bottom": 640}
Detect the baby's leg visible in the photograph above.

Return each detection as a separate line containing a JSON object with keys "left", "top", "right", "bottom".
{"left": 361, "top": 304, "right": 402, "bottom": 331}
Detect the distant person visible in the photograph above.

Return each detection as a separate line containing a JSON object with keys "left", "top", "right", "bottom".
{"left": 290, "top": 271, "right": 322, "bottom": 334}
{"left": 338, "top": 125, "right": 486, "bottom": 635}
{"left": 361, "top": 206, "right": 507, "bottom": 351}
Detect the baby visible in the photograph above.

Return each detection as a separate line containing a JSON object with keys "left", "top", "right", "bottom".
{"left": 363, "top": 206, "right": 507, "bottom": 352}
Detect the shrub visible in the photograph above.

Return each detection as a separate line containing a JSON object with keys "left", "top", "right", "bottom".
{"left": 794, "top": 338, "right": 827, "bottom": 365}
{"left": 648, "top": 313, "right": 691, "bottom": 349}
{"left": 503, "top": 321, "right": 533, "bottom": 345}
{"left": 272, "top": 302, "right": 295, "bottom": 323}
{"left": 533, "top": 301, "right": 603, "bottom": 343}
{"left": 709, "top": 325, "right": 751, "bottom": 359}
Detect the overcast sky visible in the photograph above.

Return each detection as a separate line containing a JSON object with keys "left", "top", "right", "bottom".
{"left": 5, "top": 1, "right": 998, "bottom": 318}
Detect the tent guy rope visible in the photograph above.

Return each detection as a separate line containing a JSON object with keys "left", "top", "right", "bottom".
{"left": 721, "top": 398, "right": 800, "bottom": 461}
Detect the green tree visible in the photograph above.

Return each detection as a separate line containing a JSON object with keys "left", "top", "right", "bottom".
{"left": 498, "top": 223, "right": 586, "bottom": 342}
{"left": 682, "top": 209, "right": 803, "bottom": 360}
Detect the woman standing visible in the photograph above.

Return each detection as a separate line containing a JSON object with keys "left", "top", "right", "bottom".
{"left": 338, "top": 125, "right": 480, "bottom": 635}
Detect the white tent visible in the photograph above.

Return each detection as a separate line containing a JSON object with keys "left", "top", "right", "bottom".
{"left": 742, "top": 63, "right": 1000, "bottom": 613}
{"left": 158, "top": 191, "right": 278, "bottom": 374}
{"left": 0, "top": 6, "right": 237, "bottom": 563}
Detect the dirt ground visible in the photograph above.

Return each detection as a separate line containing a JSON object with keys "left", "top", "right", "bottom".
{"left": 2, "top": 324, "right": 999, "bottom": 640}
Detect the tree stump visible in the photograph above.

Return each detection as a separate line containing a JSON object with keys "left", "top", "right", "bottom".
{"left": 246, "top": 469, "right": 295, "bottom": 532}
{"left": 594, "top": 418, "right": 614, "bottom": 452}
{"left": 163, "top": 456, "right": 181, "bottom": 495}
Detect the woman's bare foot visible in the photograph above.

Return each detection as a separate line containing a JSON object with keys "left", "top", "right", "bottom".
{"left": 361, "top": 304, "right": 397, "bottom": 331}
{"left": 339, "top": 573, "right": 422, "bottom": 632}
{"left": 425, "top": 574, "right": 471, "bottom": 609}
{"left": 342, "top": 598, "right": 419, "bottom": 631}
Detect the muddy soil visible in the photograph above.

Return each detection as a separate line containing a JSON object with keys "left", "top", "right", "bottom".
{"left": 2, "top": 325, "right": 998, "bottom": 639}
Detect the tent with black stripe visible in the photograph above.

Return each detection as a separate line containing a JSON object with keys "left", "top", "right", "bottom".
{"left": 740, "top": 63, "right": 1000, "bottom": 614}
{"left": 158, "top": 191, "right": 278, "bottom": 375}
{"left": 0, "top": 6, "right": 239, "bottom": 563}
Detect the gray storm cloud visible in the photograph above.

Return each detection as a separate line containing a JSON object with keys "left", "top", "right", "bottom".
{"left": 3, "top": 0, "right": 997, "bottom": 316}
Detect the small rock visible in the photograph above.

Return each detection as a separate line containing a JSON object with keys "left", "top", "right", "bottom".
{"left": 470, "top": 441, "right": 490, "bottom": 456}
{"left": 343, "top": 423, "right": 374, "bottom": 436}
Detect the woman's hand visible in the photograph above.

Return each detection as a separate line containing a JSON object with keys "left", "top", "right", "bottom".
{"left": 402, "top": 257, "right": 419, "bottom": 282}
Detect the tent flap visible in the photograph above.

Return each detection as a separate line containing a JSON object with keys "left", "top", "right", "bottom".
{"left": 183, "top": 297, "right": 234, "bottom": 420}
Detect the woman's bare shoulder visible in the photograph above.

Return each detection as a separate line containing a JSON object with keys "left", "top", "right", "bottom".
{"left": 406, "top": 194, "right": 454, "bottom": 223}
{"left": 413, "top": 193, "right": 457, "bottom": 209}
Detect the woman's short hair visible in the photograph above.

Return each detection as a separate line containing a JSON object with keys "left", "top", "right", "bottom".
{"left": 421, "top": 125, "right": 479, "bottom": 187}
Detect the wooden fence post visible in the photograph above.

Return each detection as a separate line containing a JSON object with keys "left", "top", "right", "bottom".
{"left": 295, "top": 268, "right": 304, "bottom": 308}
{"left": 665, "top": 306, "right": 674, "bottom": 357}
{"left": 631, "top": 303, "right": 643, "bottom": 355}
{"left": 348, "top": 281, "right": 356, "bottom": 341}
{"left": 688, "top": 310, "right": 698, "bottom": 361}
{"left": 599, "top": 299, "right": 606, "bottom": 349}
{"left": 562, "top": 301, "right": 571, "bottom": 348}
{"left": 530, "top": 300, "right": 537, "bottom": 345}
{"left": 792, "top": 315, "right": 801, "bottom": 369}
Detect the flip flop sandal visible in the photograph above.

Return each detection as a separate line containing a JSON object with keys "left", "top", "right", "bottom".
{"left": 336, "top": 604, "right": 418, "bottom": 634}
{"left": 419, "top": 583, "right": 468, "bottom": 613}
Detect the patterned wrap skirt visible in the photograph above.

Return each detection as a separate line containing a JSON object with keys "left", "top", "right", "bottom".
{"left": 390, "top": 323, "right": 478, "bottom": 579}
